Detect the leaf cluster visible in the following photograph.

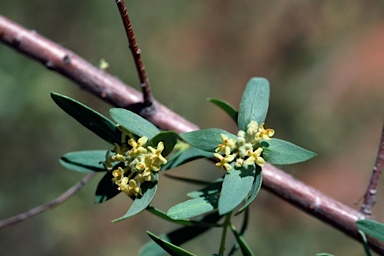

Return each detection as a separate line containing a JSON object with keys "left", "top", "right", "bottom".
{"left": 52, "top": 77, "right": 316, "bottom": 255}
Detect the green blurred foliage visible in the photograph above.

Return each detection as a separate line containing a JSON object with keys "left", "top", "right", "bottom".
{"left": 0, "top": 0, "right": 384, "bottom": 255}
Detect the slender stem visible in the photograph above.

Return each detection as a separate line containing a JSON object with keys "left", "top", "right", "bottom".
{"left": 0, "top": 173, "right": 96, "bottom": 229}
{"left": 115, "top": 0, "right": 154, "bottom": 109}
{"left": 359, "top": 230, "right": 373, "bottom": 256}
{"left": 219, "top": 212, "right": 232, "bottom": 255}
{"left": 361, "top": 123, "right": 384, "bottom": 216}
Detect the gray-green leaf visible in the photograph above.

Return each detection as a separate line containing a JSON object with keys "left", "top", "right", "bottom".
{"left": 179, "top": 129, "right": 236, "bottom": 152}
{"left": 238, "top": 78, "right": 270, "bottom": 131}
{"left": 218, "top": 164, "right": 256, "bottom": 215}
{"left": 262, "top": 138, "right": 316, "bottom": 165}
{"left": 51, "top": 93, "right": 121, "bottom": 145}
{"left": 60, "top": 150, "right": 107, "bottom": 173}
{"left": 110, "top": 108, "right": 159, "bottom": 139}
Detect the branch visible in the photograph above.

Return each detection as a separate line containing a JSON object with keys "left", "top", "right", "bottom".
{"left": 1, "top": 15, "right": 383, "bottom": 253}
{"left": 115, "top": 0, "right": 154, "bottom": 111}
{"left": 361, "top": 123, "right": 384, "bottom": 216}
{"left": 0, "top": 173, "right": 96, "bottom": 230}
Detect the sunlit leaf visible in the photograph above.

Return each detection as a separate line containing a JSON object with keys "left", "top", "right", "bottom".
{"left": 113, "top": 173, "right": 158, "bottom": 222}
{"left": 180, "top": 129, "right": 236, "bottom": 152}
{"left": 167, "top": 196, "right": 218, "bottom": 220}
{"left": 146, "top": 231, "right": 196, "bottom": 256}
{"left": 110, "top": 108, "right": 159, "bottom": 139}
{"left": 51, "top": 92, "right": 121, "bottom": 145}
{"left": 262, "top": 138, "right": 316, "bottom": 165}
{"left": 60, "top": 150, "right": 106, "bottom": 173}
{"left": 208, "top": 98, "right": 238, "bottom": 123}
{"left": 218, "top": 164, "right": 256, "bottom": 215}
{"left": 94, "top": 171, "right": 120, "bottom": 204}
{"left": 238, "top": 78, "right": 270, "bottom": 131}
{"left": 236, "top": 166, "right": 262, "bottom": 215}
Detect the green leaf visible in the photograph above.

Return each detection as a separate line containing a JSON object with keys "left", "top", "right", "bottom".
{"left": 187, "top": 178, "right": 223, "bottom": 199}
{"left": 208, "top": 98, "right": 238, "bottom": 123}
{"left": 162, "top": 147, "right": 213, "bottom": 170}
{"left": 146, "top": 231, "right": 196, "bottom": 256}
{"left": 94, "top": 171, "right": 121, "bottom": 204}
{"left": 110, "top": 108, "right": 159, "bottom": 139}
{"left": 140, "top": 212, "right": 222, "bottom": 256}
{"left": 356, "top": 219, "right": 384, "bottom": 241}
{"left": 60, "top": 150, "right": 107, "bottom": 173}
{"left": 180, "top": 129, "right": 236, "bottom": 152}
{"left": 218, "top": 164, "right": 256, "bottom": 215}
{"left": 230, "top": 225, "right": 254, "bottom": 256}
{"left": 113, "top": 173, "right": 158, "bottom": 222}
{"left": 51, "top": 92, "right": 121, "bottom": 145}
{"left": 228, "top": 209, "right": 249, "bottom": 255}
{"left": 238, "top": 78, "right": 270, "bottom": 131}
{"left": 236, "top": 166, "right": 262, "bottom": 215}
{"left": 262, "top": 138, "right": 317, "bottom": 165}
{"left": 167, "top": 196, "right": 218, "bottom": 220}
{"left": 148, "top": 131, "right": 178, "bottom": 157}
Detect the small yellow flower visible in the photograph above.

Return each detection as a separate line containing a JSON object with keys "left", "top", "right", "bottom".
{"left": 148, "top": 142, "right": 167, "bottom": 165}
{"left": 215, "top": 134, "right": 236, "bottom": 155}
{"left": 256, "top": 123, "right": 275, "bottom": 140}
{"left": 128, "top": 136, "right": 148, "bottom": 156}
{"left": 214, "top": 153, "right": 236, "bottom": 171}
{"left": 243, "top": 147, "right": 265, "bottom": 167}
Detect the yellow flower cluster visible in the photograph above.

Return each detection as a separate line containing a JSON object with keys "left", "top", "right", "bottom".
{"left": 214, "top": 121, "right": 274, "bottom": 171}
{"left": 104, "top": 135, "right": 167, "bottom": 196}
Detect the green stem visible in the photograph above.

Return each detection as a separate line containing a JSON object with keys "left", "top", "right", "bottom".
{"left": 359, "top": 230, "right": 372, "bottom": 256}
{"left": 219, "top": 212, "right": 232, "bottom": 255}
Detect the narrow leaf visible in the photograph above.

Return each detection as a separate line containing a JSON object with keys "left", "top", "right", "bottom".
{"left": 167, "top": 196, "right": 218, "bottom": 220}
{"left": 230, "top": 225, "right": 254, "bottom": 256}
{"left": 219, "top": 164, "right": 256, "bottom": 215}
{"left": 113, "top": 173, "right": 158, "bottom": 222}
{"left": 146, "top": 231, "right": 196, "bottom": 256}
{"left": 60, "top": 150, "right": 107, "bottom": 173}
{"left": 110, "top": 108, "right": 159, "bottom": 139}
{"left": 51, "top": 92, "right": 121, "bottom": 144}
{"left": 162, "top": 147, "right": 213, "bottom": 170}
{"left": 140, "top": 212, "right": 222, "bottom": 256}
{"left": 208, "top": 98, "right": 238, "bottom": 123}
{"left": 236, "top": 166, "right": 262, "bottom": 215}
{"left": 356, "top": 219, "right": 384, "bottom": 241}
{"left": 187, "top": 178, "right": 223, "bottom": 199}
{"left": 180, "top": 129, "right": 236, "bottom": 152}
{"left": 94, "top": 171, "right": 120, "bottom": 204}
{"left": 238, "top": 78, "right": 270, "bottom": 131}
{"left": 262, "top": 138, "right": 317, "bottom": 165}
{"left": 148, "top": 131, "right": 178, "bottom": 157}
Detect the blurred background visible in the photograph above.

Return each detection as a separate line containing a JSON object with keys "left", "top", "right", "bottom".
{"left": 1, "top": 1, "right": 384, "bottom": 255}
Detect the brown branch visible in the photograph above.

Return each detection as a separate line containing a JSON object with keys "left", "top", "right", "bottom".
{"left": 361, "top": 123, "right": 384, "bottom": 216}
{"left": 0, "top": 173, "right": 96, "bottom": 230}
{"left": 1, "top": 15, "right": 383, "bottom": 254}
{"left": 115, "top": 0, "right": 154, "bottom": 111}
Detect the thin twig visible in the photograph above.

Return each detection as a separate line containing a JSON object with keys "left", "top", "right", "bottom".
{"left": 0, "top": 173, "right": 96, "bottom": 229}
{"left": 361, "top": 123, "right": 384, "bottom": 216}
{"left": 115, "top": 0, "right": 154, "bottom": 111}
{"left": 1, "top": 16, "right": 384, "bottom": 254}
